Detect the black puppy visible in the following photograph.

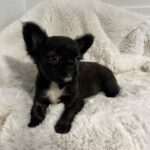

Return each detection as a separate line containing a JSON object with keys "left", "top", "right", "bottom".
{"left": 22, "top": 22, "right": 119, "bottom": 134}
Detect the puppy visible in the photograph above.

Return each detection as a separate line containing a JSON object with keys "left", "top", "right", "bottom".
{"left": 22, "top": 22, "right": 120, "bottom": 134}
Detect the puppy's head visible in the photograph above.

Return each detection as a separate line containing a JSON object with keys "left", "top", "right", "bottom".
{"left": 22, "top": 22, "right": 94, "bottom": 82}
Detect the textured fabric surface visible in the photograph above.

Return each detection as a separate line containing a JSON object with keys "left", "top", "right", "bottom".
{"left": 0, "top": 0, "right": 150, "bottom": 149}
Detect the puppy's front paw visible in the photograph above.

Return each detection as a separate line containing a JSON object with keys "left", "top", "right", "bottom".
{"left": 55, "top": 122, "right": 71, "bottom": 134}
{"left": 28, "top": 117, "right": 41, "bottom": 128}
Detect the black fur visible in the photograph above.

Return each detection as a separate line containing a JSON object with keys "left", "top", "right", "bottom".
{"left": 22, "top": 22, "right": 120, "bottom": 134}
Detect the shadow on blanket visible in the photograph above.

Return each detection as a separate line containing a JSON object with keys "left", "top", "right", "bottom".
{"left": 4, "top": 56, "right": 37, "bottom": 97}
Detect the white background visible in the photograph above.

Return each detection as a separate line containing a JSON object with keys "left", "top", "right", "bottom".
{"left": 0, "top": 0, "right": 150, "bottom": 31}
{"left": 0, "top": 0, "right": 41, "bottom": 31}
{"left": 103, "top": 0, "right": 150, "bottom": 16}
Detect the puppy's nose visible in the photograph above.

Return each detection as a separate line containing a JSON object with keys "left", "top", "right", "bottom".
{"left": 67, "top": 66, "right": 74, "bottom": 73}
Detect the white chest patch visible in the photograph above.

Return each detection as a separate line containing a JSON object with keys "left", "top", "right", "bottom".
{"left": 46, "top": 82, "right": 64, "bottom": 104}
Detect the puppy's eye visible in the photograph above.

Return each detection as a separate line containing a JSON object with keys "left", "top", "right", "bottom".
{"left": 48, "top": 55, "right": 60, "bottom": 64}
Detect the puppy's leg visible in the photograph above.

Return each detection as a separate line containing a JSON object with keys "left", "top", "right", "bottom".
{"left": 55, "top": 98, "right": 84, "bottom": 134}
{"left": 101, "top": 69, "right": 120, "bottom": 97}
{"left": 28, "top": 98, "right": 50, "bottom": 127}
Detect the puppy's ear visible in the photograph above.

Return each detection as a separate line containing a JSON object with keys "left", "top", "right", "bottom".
{"left": 22, "top": 22, "right": 47, "bottom": 59}
{"left": 75, "top": 34, "right": 94, "bottom": 55}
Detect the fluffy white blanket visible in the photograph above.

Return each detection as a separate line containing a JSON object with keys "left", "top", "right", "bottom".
{"left": 0, "top": 0, "right": 150, "bottom": 149}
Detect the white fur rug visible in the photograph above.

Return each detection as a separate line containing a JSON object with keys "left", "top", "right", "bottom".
{"left": 0, "top": 0, "right": 150, "bottom": 149}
